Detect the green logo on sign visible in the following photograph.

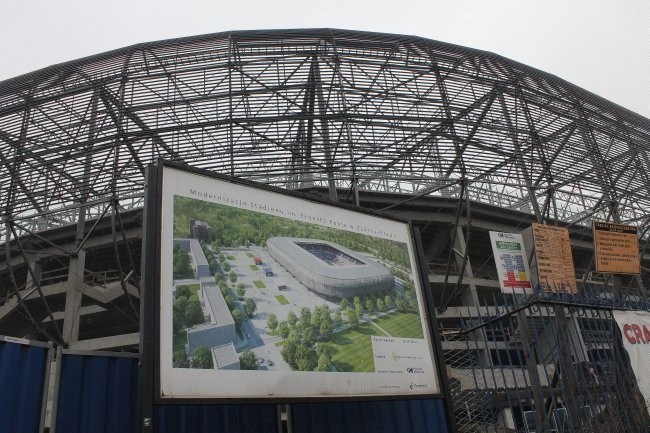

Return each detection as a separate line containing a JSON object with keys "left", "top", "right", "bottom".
{"left": 496, "top": 241, "right": 521, "bottom": 251}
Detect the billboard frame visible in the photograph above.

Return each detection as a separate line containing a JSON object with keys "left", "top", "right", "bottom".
{"left": 140, "top": 160, "right": 453, "bottom": 409}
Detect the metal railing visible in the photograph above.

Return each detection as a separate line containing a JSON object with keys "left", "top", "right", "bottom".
{"left": 441, "top": 287, "right": 650, "bottom": 433}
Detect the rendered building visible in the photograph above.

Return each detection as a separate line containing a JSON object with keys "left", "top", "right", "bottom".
{"left": 186, "top": 277, "right": 236, "bottom": 355}
{"left": 174, "top": 238, "right": 212, "bottom": 278}
{"left": 189, "top": 219, "right": 213, "bottom": 243}
{"left": 211, "top": 343, "right": 240, "bottom": 370}
{"left": 267, "top": 237, "right": 394, "bottom": 299}
{"left": 0, "top": 29, "right": 648, "bottom": 432}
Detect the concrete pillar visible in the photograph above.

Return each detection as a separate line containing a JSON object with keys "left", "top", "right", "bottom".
{"left": 62, "top": 205, "right": 87, "bottom": 345}
{"left": 452, "top": 225, "right": 480, "bottom": 306}
{"left": 62, "top": 250, "right": 85, "bottom": 344}
{"left": 24, "top": 255, "right": 42, "bottom": 291}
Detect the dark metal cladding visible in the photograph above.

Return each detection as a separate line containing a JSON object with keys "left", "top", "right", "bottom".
{"left": 0, "top": 340, "right": 50, "bottom": 433}
{"left": 54, "top": 351, "right": 139, "bottom": 433}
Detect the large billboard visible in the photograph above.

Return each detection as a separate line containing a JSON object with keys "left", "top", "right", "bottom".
{"left": 156, "top": 164, "right": 440, "bottom": 400}
{"left": 532, "top": 223, "right": 577, "bottom": 293}
{"left": 593, "top": 221, "right": 641, "bottom": 275}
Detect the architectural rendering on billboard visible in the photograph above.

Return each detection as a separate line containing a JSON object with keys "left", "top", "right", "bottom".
{"left": 532, "top": 224, "right": 577, "bottom": 293}
{"left": 593, "top": 222, "right": 641, "bottom": 275}
{"left": 489, "top": 231, "right": 532, "bottom": 293}
{"left": 157, "top": 165, "right": 440, "bottom": 399}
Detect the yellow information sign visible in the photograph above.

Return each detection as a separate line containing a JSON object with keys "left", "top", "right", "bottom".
{"left": 532, "top": 223, "right": 577, "bottom": 293}
{"left": 593, "top": 221, "right": 640, "bottom": 275}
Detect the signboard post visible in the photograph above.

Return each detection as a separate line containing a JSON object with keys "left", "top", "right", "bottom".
{"left": 489, "top": 231, "right": 532, "bottom": 293}
{"left": 593, "top": 221, "right": 641, "bottom": 275}
{"left": 531, "top": 223, "right": 577, "bottom": 293}
{"left": 151, "top": 162, "right": 442, "bottom": 401}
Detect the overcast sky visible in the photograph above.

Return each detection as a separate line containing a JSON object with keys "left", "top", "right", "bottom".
{"left": 2, "top": 0, "right": 649, "bottom": 118}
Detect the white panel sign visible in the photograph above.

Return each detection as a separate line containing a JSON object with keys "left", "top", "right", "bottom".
{"left": 489, "top": 231, "right": 533, "bottom": 293}
{"left": 158, "top": 165, "right": 440, "bottom": 399}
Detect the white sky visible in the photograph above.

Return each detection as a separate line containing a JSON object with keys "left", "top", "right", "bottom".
{"left": 2, "top": 0, "right": 649, "bottom": 118}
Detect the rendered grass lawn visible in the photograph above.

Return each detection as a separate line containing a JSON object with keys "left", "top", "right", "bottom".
{"left": 274, "top": 295, "right": 290, "bottom": 305}
{"left": 177, "top": 284, "right": 200, "bottom": 302}
{"left": 253, "top": 280, "right": 266, "bottom": 289}
{"left": 372, "top": 312, "right": 424, "bottom": 339}
{"left": 330, "top": 322, "right": 388, "bottom": 372}
{"left": 249, "top": 265, "right": 260, "bottom": 271}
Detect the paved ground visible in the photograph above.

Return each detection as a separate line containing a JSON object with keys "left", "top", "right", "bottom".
{"left": 222, "top": 246, "right": 340, "bottom": 371}
{"left": 175, "top": 244, "right": 409, "bottom": 372}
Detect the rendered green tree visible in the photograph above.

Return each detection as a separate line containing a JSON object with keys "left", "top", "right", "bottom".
{"left": 224, "top": 294, "right": 235, "bottom": 310}
{"left": 175, "top": 285, "right": 190, "bottom": 299}
{"left": 300, "top": 306, "right": 311, "bottom": 322}
{"left": 192, "top": 347, "right": 213, "bottom": 369}
{"left": 315, "top": 353, "right": 331, "bottom": 372}
{"left": 396, "top": 294, "right": 408, "bottom": 312}
{"left": 173, "top": 245, "right": 193, "bottom": 278}
{"left": 295, "top": 345, "right": 318, "bottom": 371}
{"left": 173, "top": 296, "right": 188, "bottom": 330}
{"left": 406, "top": 290, "right": 418, "bottom": 311}
{"left": 345, "top": 307, "right": 359, "bottom": 327}
{"left": 231, "top": 309, "right": 244, "bottom": 329}
{"left": 319, "top": 319, "right": 333, "bottom": 340}
{"left": 333, "top": 310, "right": 343, "bottom": 328}
{"left": 267, "top": 313, "right": 278, "bottom": 332}
{"left": 278, "top": 321, "right": 290, "bottom": 339}
{"left": 239, "top": 349, "right": 258, "bottom": 370}
{"left": 173, "top": 351, "right": 190, "bottom": 368}
{"left": 244, "top": 298, "right": 257, "bottom": 317}
{"left": 281, "top": 334, "right": 299, "bottom": 368}
{"left": 185, "top": 301, "right": 204, "bottom": 326}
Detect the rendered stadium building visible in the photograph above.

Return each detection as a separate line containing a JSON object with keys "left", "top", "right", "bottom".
{"left": 267, "top": 237, "right": 394, "bottom": 299}
{"left": 0, "top": 29, "right": 649, "bottom": 432}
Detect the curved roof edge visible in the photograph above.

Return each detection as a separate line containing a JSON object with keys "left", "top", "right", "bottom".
{"left": 0, "top": 28, "right": 647, "bottom": 125}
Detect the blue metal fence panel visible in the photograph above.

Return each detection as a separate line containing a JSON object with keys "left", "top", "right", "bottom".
{"left": 291, "top": 399, "right": 449, "bottom": 433}
{"left": 0, "top": 340, "right": 49, "bottom": 433}
{"left": 55, "top": 352, "right": 138, "bottom": 433}
{"left": 154, "top": 404, "right": 279, "bottom": 433}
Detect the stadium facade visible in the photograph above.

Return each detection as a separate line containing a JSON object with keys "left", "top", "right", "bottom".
{"left": 0, "top": 29, "right": 649, "bottom": 432}
{"left": 267, "top": 237, "right": 394, "bottom": 299}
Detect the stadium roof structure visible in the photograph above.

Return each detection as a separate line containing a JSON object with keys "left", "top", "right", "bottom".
{"left": 0, "top": 28, "right": 649, "bottom": 243}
